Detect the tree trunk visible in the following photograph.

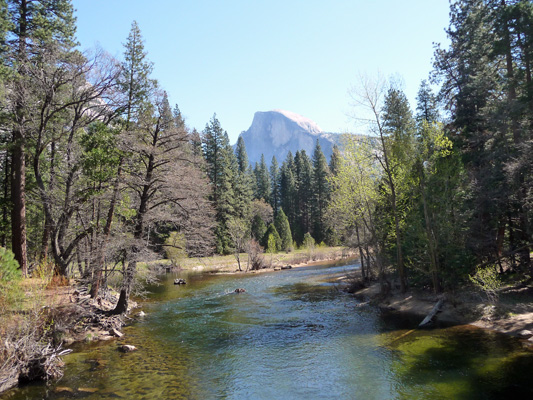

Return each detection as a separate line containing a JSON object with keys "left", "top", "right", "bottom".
{"left": 1, "top": 152, "right": 10, "bottom": 247}
{"left": 11, "top": 130, "right": 27, "bottom": 276}
{"left": 355, "top": 224, "right": 366, "bottom": 280}
{"left": 90, "top": 161, "right": 123, "bottom": 298}
{"left": 111, "top": 261, "right": 136, "bottom": 315}
{"left": 421, "top": 177, "right": 441, "bottom": 293}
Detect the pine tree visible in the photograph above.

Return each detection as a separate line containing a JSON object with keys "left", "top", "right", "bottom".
{"left": 311, "top": 140, "right": 330, "bottom": 243}
{"left": 92, "top": 20, "right": 155, "bottom": 297}
{"left": 435, "top": 0, "right": 532, "bottom": 271}
{"left": 235, "top": 136, "right": 249, "bottom": 173}
{"left": 262, "top": 223, "right": 281, "bottom": 252}
{"left": 202, "top": 115, "right": 241, "bottom": 254}
{"left": 274, "top": 208, "right": 292, "bottom": 252}
{"left": 329, "top": 144, "right": 341, "bottom": 177}
{"left": 380, "top": 86, "right": 416, "bottom": 292}
{"left": 119, "top": 20, "right": 154, "bottom": 127}
{"left": 251, "top": 214, "right": 267, "bottom": 242}
{"left": 415, "top": 80, "right": 440, "bottom": 124}
{"left": 294, "top": 150, "right": 313, "bottom": 244}
{"left": 254, "top": 154, "right": 271, "bottom": 203}
{"left": 269, "top": 156, "right": 280, "bottom": 214}
{"left": 6, "top": 0, "right": 77, "bottom": 275}
{"left": 280, "top": 152, "right": 297, "bottom": 238}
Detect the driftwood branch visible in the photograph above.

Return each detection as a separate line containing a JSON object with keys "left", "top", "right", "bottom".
{"left": 419, "top": 298, "right": 444, "bottom": 327}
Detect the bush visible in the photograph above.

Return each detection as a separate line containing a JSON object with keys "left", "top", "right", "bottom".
{"left": 469, "top": 265, "right": 502, "bottom": 303}
{"left": 303, "top": 232, "right": 315, "bottom": 259}
{"left": 165, "top": 232, "right": 187, "bottom": 268}
{"left": 0, "top": 247, "right": 22, "bottom": 312}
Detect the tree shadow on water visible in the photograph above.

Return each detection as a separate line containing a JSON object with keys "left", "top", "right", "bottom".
{"left": 388, "top": 326, "right": 533, "bottom": 399}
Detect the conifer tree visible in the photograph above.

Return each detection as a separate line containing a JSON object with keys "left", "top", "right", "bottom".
{"left": 262, "top": 223, "right": 281, "bottom": 252}
{"left": 6, "top": 0, "right": 77, "bottom": 275}
{"left": 269, "top": 156, "right": 280, "bottom": 214}
{"left": 251, "top": 214, "right": 267, "bottom": 242}
{"left": 311, "top": 140, "right": 330, "bottom": 243}
{"left": 294, "top": 150, "right": 313, "bottom": 244}
{"left": 202, "top": 115, "right": 241, "bottom": 254}
{"left": 380, "top": 86, "right": 416, "bottom": 292}
{"left": 329, "top": 144, "right": 341, "bottom": 177}
{"left": 274, "top": 208, "right": 292, "bottom": 252}
{"left": 280, "top": 152, "right": 297, "bottom": 237}
{"left": 92, "top": 20, "right": 154, "bottom": 297}
{"left": 415, "top": 80, "right": 440, "bottom": 124}
{"left": 254, "top": 154, "right": 271, "bottom": 203}
{"left": 235, "top": 136, "right": 249, "bottom": 173}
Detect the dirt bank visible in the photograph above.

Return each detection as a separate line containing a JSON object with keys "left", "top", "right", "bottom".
{"left": 351, "top": 280, "right": 533, "bottom": 345}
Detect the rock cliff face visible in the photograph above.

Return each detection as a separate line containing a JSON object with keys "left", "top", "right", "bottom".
{"left": 237, "top": 110, "right": 338, "bottom": 166}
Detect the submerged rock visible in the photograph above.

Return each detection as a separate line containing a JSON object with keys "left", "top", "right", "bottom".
{"left": 234, "top": 288, "right": 246, "bottom": 293}
{"left": 518, "top": 329, "right": 533, "bottom": 338}
{"left": 118, "top": 345, "right": 137, "bottom": 353}
{"left": 174, "top": 278, "right": 186, "bottom": 285}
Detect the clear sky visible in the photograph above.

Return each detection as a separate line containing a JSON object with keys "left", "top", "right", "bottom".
{"left": 72, "top": 0, "right": 451, "bottom": 143}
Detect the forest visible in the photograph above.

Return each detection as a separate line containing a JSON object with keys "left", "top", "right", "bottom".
{"left": 0, "top": 0, "right": 531, "bottom": 311}
{"left": 0, "top": 0, "right": 532, "bottom": 391}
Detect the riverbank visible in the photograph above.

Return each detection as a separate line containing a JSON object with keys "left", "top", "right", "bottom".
{"left": 0, "top": 282, "right": 137, "bottom": 394}
{"left": 350, "top": 279, "right": 533, "bottom": 346}
{"left": 160, "top": 246, "right": 355, "bottom": 274}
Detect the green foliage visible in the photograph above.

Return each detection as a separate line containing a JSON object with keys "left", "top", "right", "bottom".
{"left": 262, "top": 223, "right": 281, "bottom": 252}
{"left": 251, "top": 214, "right": 267, "bottom": 242}
{"left": 165, "top": 232, "right": 187, "bottom": 267}
{"left": 254, "top": 154, "right": 271, "bottom": 204}
{"left": 267, "top": 234, "right": 276, "bottom": 254}
{"left": 311, "top": 140, "right": 330, "bottom": 243}
{"left": 303, "top": 232, "right": 315, "bottom": 258}
{"left": 469, "top": 265, "right": 503, "bottom": 303}
{"left": 0, "top": 247, "right": 21, "bottom": 311}
{"left": 203, "top": 115, "right": 241, "bottom": 254}
{"left": 0, "top": 246, "right": 20, "bottom": 283}
{"left": 80, "top": 122, "right": 121, "bottom": 187}
{"left": 274, "top": 208, "right": 292, "bottom": 252}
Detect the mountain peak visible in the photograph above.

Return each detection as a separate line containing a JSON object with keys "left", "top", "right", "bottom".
{"left": 270, "top": 109, "right": 323, "bottom": 135}
{"left": 237, "top": 110, "right": 338, "bottom": 166}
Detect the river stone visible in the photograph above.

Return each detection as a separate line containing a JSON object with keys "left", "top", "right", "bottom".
{"left": 54, "top": 387, "right": 74, "bottom": 394}
{"left": 518, "top": 329, "right": 532, "bottom": 338}
{"left": 78, "top": 387, "right": 99, "bottom": 393}
{"left": 138, "top": 311, "right": 146, "bottom": 317}
{"left": 234, "top": 288, "right": 246, "bottom": 293}
{"left": 111, "top": 328, "right": 124, "bottom": 338}
{"left": 118, "top": 344, "right": 137, "bottom": 353}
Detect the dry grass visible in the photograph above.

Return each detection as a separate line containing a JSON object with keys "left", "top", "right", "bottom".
{"left": 153, "top": 246, "right": 353, "bottom": 272}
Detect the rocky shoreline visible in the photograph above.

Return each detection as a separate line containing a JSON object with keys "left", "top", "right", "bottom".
{"left": 0, "top": 286, "right": 138, "bottom": 395}
{"left": 351, "top": 281, "right": 533, "bottom": 347}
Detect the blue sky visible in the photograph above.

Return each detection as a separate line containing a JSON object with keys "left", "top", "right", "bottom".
{"left": 73, "top": 0, "right": 451, "bottom": 143}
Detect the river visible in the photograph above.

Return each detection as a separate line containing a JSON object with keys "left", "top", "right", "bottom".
{"left": 3, "top": 260, "right": 533, "bottom": 399}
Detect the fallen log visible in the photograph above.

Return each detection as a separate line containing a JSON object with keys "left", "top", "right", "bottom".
{"left": 419, "top": 299, "right": 444, "bottom": 327}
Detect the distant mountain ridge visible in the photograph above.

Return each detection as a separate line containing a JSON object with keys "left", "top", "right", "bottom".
{"left": 236, "top": 110, "right": 340, "bottom": 166}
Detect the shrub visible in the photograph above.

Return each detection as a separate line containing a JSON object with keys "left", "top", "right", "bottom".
{"left": 469, "top": 265, "right": 502, "bottom": 303}
{"left": 165, "top": 232, "right": 187, "bottom": 268}
{"left": 0, "top": 247, "right": 22, "bottom": 312}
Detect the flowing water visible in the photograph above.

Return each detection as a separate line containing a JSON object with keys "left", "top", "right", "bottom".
{"left": 3, "top": 261, "right": 533, "bottom": 399}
